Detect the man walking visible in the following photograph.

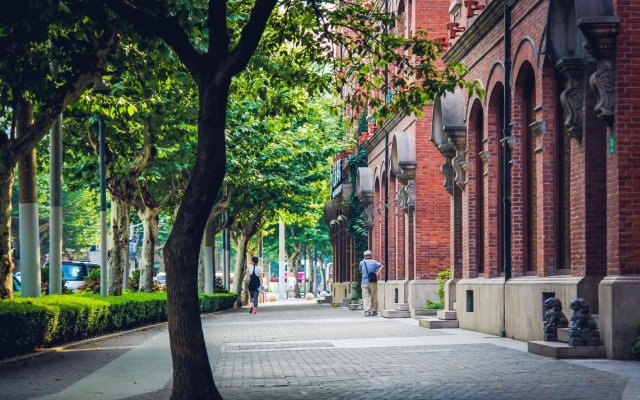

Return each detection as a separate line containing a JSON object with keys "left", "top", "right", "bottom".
{"left": 359, "top": 250, "right": 382, "bottom": 317}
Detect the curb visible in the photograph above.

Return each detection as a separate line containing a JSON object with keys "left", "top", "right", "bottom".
{"left": 0, "top": 307, "right": 235, "bottom": 366}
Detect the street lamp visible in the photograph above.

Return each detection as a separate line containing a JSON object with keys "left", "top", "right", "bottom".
{"left": 93, "top": 78, "right": 109, "bottom": 297}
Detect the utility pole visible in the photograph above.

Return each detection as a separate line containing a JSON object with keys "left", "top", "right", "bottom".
{"left": 278, "top": 220, "right": 286, "bottom": 299}
{"left": 49, "top": 55, "right": 63, "bottom": 294}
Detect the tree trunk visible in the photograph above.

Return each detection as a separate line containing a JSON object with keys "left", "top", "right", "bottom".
{"left": 319, "top": 252, "right": 327, "bottom": 292}
{"left": 138, "top": 207, "right": 158, "bottom": 292}
{"left": 307, "top": 246, "right": 314, "bottom": 296}
{"left": 233, "top": 233, "right": 249, "bottom": 308}
{"left": 163, "top": 83, "right": 229, "bottom": 400}
{"left": 198, "top": 235, "right": 205, "bottom": 293}
{"left": 17, "top": 101, "right": 41, "bottom": 297}
{"left": 287, "top": 249, "right": 302, "bottom": 298}
{"left": 108, "top": 196, "right": 130, "bottom": 296}
{"left": 0, "top": 166, "right": 15, "bottom": 299}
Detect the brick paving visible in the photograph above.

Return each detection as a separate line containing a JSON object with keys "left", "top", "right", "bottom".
{"left": 0, "top": 300, "right": 633, "bottom": 400}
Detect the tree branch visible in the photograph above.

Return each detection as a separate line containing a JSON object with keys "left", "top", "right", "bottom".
{"left": 10, "top": 30, "right": 119, "bottom": 159}
{"left": 104, "top": 0, "right": 205, "bottom": 80}
{"left": 208, "top": 0, "right": 230, "bottom": 60}
{"left": 223, "top": 0, "right": 278, "bottom": 79}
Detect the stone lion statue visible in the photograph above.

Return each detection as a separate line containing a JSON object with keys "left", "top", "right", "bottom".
{"left": 543, "top": 297, "right": 569, "bottom": 329}
{"left": 569, "top": 298, "right": 597, "bottom": 331}
{"left": 542, "top": 297, "right": 568, "bottom": 341}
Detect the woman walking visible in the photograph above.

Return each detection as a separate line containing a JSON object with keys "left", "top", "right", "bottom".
{"left": 247, "top": 256, "right": 263, "bottom": 314}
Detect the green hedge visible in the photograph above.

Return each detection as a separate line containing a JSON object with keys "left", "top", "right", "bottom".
{"left": 0, "top": 291, "right": 237, "bottom": 359}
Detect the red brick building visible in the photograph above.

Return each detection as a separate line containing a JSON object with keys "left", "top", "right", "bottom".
{"left": 326, "top": 0, "right": 638, "bottom": 359}
{"left": 326, "top": 0, "right": 454, "bottom": 313}
{"left": 430, "top": 0, "right": 639, "bottom": 358}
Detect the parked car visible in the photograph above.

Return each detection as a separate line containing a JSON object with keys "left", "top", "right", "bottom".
{"left": 154, "top": 272, "right": 166, "bottom": 287}
{"left": 12, "top": 274, "right": 21, "bottom": 292}
{"left": 43, "top": 261, "right": 100, "bottom": 292}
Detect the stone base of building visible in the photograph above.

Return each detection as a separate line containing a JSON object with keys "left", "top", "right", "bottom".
{"left": 598, "top": 275, "right": 640, "bottom": 359}
{"left": 331, "top": 282, "right": 351, "bottom": 304}
{"left": 375, "top": 280, "right": 439, "bottom": 313}
{"left": 454, "top": 276, "right": 602, "bottom": 341}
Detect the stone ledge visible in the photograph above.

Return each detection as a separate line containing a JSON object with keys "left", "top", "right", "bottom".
{"left": 437, "top": 310, "right": 457, "bottom": 320}
{"left": 348, "top": 304, "right": 364, "bottom": 311}
{"left": 412, "top": 309, "right": 438, "bottom": 317}
{"left": 528, "top": 341, "right": 606, "bottom": 359}
{"left": 381, "top": 310, "right": 411, "bottom": 318}
{"left": 418, "top": 318, "right": 459, "bottom": 329}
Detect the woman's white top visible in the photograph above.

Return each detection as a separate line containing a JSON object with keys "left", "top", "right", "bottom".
{"left": 247, "top": 265, "right": 263, "bottom": 275}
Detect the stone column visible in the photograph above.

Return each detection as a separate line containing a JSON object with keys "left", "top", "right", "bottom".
{"left": 580, "top": 16, "right": 640, "bottom": 359}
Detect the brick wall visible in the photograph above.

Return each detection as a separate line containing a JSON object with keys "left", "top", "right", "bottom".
{"left": 609, "top": 0, "right": 640, "bottom": 275}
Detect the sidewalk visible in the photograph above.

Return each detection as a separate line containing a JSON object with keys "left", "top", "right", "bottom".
{"left": 0, "top": 299, "right": 637, "bottom": 399}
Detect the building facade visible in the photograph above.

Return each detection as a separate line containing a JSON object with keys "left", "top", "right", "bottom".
{"left": 326, "top": 0, "right": 454, "bottom": 313}
{"left": 326, "top": 0, "right": 639, "bottom": 359}
{"left": 431, "top": 0, "right": 639, "bottom": 358}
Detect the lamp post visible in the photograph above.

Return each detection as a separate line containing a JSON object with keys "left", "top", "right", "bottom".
{"left": 94, "top": 78, "right": 109, "bottom": 297}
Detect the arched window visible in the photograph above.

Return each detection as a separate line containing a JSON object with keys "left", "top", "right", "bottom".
{"left": 518, "top": 64, "right": 537, "bottom": 272}
{"left": 469, "top": 101, "right": 485, "bottom": 273}
{"left": 488, "top": 83, "right": 504, "bottom": 274}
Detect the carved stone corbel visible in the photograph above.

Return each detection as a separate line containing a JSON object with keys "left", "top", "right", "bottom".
{"left": 396, "top": 167, "right": 416, "bottom": 212}
{"left": 363, "top": 204, "right": 375, "bottom": 228}
{"left": 437, "top": 143, "right": 456, "bottom": 195}
{"left": 448, "top": 129, "right": 468, "bottom": 190}
{"left": 579, "top": 16, "right": 620, "bottom": 128}
{"left": 556, "top": 58, "right": 585, "bottom": 140}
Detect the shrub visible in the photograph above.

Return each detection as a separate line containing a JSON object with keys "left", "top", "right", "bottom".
{"left": 128, "top": 270, "right": 141, "bottom": 292}
{"left": 0, "top": 291, "right": 237, "bottom": 359}
{"left": 423, "top": 299, "right": 444, "bottom": 310}
{"left": 77, "top": 268, "right": 101, "bottom": 293}
{"left": 633, "top": 336, "right": 640, "bottom": 357}
{"left": 436, "top": 270, "right": 451, "bottom": 306}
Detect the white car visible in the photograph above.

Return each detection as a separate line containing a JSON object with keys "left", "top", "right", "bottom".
{"left": 43, "top": 261, "right": 100, "bottom": 292}
{"left": 154, "top": 272, "right": 166, "bottom": 287}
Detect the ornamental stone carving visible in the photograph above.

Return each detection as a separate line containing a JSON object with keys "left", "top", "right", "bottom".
{"left": 589, "top": 64, "right": 615, "bottom": 122}
{"left": 579, "top": 16, "right": 620, "bottom": 128}
{"left": 396, "top": 180, "right": 416, "bottom": 211}
{"left": 556, "top": 58, "right": 585, "bottom": 141}
{"left": 448, "top": 130, "right": 468, "bottom": 189}
{"left": 438, "top": 143, "right": 456, "bottom": 195}
{"left": 431, "top": 90, "right": 467, "bottom": 195}
{"left": 391, "top": 132, "right": 417, "bottom": 213}
{"left": 364, "top": 204, "right": 375, "bottom": 228}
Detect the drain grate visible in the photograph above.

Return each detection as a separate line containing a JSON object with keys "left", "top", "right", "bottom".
{"left": 226, "top": 341, "right": 335, "bottom": 352}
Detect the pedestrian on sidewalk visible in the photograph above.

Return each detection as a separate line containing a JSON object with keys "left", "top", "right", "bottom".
{"left": 247, "top": 256, "right": 263, "bottom": 315}
{"left": 287, "top": 278, "right": 295, "bottom": 299}
{"left": 359, "top": 250, "right": 382, "bottom": 317}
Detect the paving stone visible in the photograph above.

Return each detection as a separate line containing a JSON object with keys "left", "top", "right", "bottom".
{"left": 0, "top": 300, "right": 630, "bottom": 400}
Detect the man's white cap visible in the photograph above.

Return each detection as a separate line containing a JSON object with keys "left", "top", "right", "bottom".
{"left": 364, "top": 250, "right": 372, "bottom": 257}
